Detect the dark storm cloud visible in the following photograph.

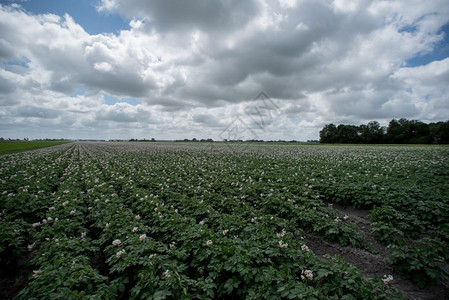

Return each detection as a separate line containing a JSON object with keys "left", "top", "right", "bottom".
{"left": 99, "top": 0, "right": 263, "bottom": 33}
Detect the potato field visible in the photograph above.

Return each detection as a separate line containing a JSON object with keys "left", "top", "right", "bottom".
{"left": 1, "top": 142, "right": 448, "bottom": 299}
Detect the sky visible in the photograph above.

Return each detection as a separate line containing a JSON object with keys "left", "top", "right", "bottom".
{"left": 0, "top": 0, "right": 448, "bottom": 141}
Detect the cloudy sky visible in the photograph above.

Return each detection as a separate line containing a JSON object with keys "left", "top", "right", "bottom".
{"left": 0, "top": 0, "right": 448, "bottom": 141}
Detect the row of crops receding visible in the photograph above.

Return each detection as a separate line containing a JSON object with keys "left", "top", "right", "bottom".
{"left": 1, "top": 142, "right": 448, "bottom": 299}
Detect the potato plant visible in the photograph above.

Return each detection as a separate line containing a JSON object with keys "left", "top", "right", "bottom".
{"left": 2, "top": 142, "right": 447, "bottom": 298}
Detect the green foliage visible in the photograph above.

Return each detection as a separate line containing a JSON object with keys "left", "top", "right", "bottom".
{"left": 1, "top": 142, "right": 447, "bottom": 298}
{"left": 0, "top": 141, "right": 70, "bottom": 155}
{"left": 319, "top": 118, "right": 449, "bottom": 144}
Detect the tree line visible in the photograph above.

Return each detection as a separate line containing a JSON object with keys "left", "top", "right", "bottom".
{"left": 319, "top": 119, "right": 449, "bottom": 144}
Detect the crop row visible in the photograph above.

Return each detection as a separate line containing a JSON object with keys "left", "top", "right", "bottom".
{"left": 3, "top": 142, "right": 446, "bottom": 298}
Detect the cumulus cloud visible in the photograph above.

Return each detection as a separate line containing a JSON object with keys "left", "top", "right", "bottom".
{"left": 97, "top": 0, "right": 263, "bottom": 33}
{"left": 0, "top": 1, "right": 448, "bottom": 140}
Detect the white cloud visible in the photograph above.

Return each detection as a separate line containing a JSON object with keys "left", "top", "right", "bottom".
{"left": 0, "top": 1, "right": 448, "bottom": 140}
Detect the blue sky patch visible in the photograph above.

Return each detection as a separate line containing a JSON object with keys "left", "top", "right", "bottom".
{"left": 3, "top": 0, "right": 129, "bottom": 34}
{"left": 3, "top": 56, "right": 30, "bottom": 73}
{"left": 406, "top": 22, "right": 449, "bottom": 67}
{"left": 103, "top": 93, "right": 141, "bottom": 106}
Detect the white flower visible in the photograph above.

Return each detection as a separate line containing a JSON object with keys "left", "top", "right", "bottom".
{"left": 163, "top": 269, "right": 171, "bottom": 278}
{"left": 81, "top": 232, "right": 87, "bottom": 239}
{"left": 343, "top": 215, "right": 349, "bottom": 220}
{"left": 70, "top": 210, "right": 76, "bottom": 215}
{"left": 301, "top": 270, "right": 313, "bottom": 281}
{"left": 105, "top": 223, "right": 110, "bottom": 228}
{"left": 135, "top": 215, "right": 141, "bottom": 220}
{"left": 222, "top": 229, "right": 229, "bottom": 236}
{"left": 301, "top": 245, "right": 310, "bottom": 252}
{"left": 116, "top": 249, "right": 126, "bottom": 258}
{"left": 382, "top": 275, "right": 393, "bottom": 284}
{"left": 276, "top": 229, "right": 286, "bottom": 239}
{"left": 334, "top": 217, "right": 341, "bottom": 222}
{"left": 149, "top": 254, "right": 156, "bottom": 259}
{"left": 278, "top": 240, "right": 288, "bottom": 248}
{"left": 132, "top": 227, "right": 138, "bottom": 232}
{"left": 62, "top": 201, "right": 69, "bottom": 206}
{"left": 32, "top": 269, "right": 42, "bottom": 279}
{"left": 206, "top": 240, "right": 213, "bottom": 246}
{"left": 112, "top": 239, "right": 121, "bottom": 246}
{"left": 27, "top": 243, "right": 35, "bottom": 251}
{"left": 32, "top": 222, "right": 41, "bottom": 228}
{"left": 199, "top": 220, "right": 205, "bottom": 225}
{"left": 48, "top": 207, "right": 55, "bottom": 211}
{"left": 139, "top": 234, "right": 147, "bottom": 241}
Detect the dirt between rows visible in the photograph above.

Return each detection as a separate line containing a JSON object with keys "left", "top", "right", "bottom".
{"left": 305, "top": 202, "right": 448, "bottom": 300}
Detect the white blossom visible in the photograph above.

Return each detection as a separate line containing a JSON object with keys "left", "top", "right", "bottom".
{"left": 116, "top": 249, "right": 126, "bottom": 258}
{"left": 278, "top": 240, "right": 288, "bottom": 248}
{"left": 27, "top": 243, "right": 35, "bottom": 251}
{"left": 139, "top": 234, "right": 147, "bottom": 241}
{"left": 112, "top": 239, "right": 121, "bottom": 246}
{"left": 382, "top": 275, "right": 393, "bottom": 284}
{"left": 32, "top": 269, "right": 42, "bottom": 279}
{"left": 32, "top": 222, "right": 41, "bottom": 228}
{"left": 276, "top": 229, "right": 286, "bottom": 239}
{"left": 206, "top": 240, "right": 213, "bottom": 246}
{"left": 301, "top": 270, "right": 314, "bottom": 281}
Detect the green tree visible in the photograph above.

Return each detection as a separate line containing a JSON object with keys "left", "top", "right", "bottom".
{"left": 319, "top": 124, "right": 338, "bottom": 143}
{"left": 360, "top": 121, "right": 385, "bottom": 143}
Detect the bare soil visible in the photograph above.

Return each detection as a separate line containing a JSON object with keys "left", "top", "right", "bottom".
{"left": 0, "top": 252, "right": 32, "bottom": 300}
{"left": 305, "top": 202, "right": 448, "bottom": 300}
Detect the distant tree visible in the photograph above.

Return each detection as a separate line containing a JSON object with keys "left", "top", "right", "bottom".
{"left": 408, "top": 120, "right": 430, "bottom": 144}
{"left": 319, "top": 123, "right": 338, "bottom": 143}
{"left": 336, "top": 124, "right": 361, "bottom": 143}
{"left": 386, "top": 118, "right": 431, "bottom": 144}
{"left": 429, "top": 121, "right": 449, "bottom": 144}
{"left": 386, "top": 119, "right": 406, "bottom": 143}
{"left": 360, "top": 121, "right": 385, "bottom": 143}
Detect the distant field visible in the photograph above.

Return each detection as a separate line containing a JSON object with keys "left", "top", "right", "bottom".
{"left": 0, "top": 141, "right": 70, "bottom": 155}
